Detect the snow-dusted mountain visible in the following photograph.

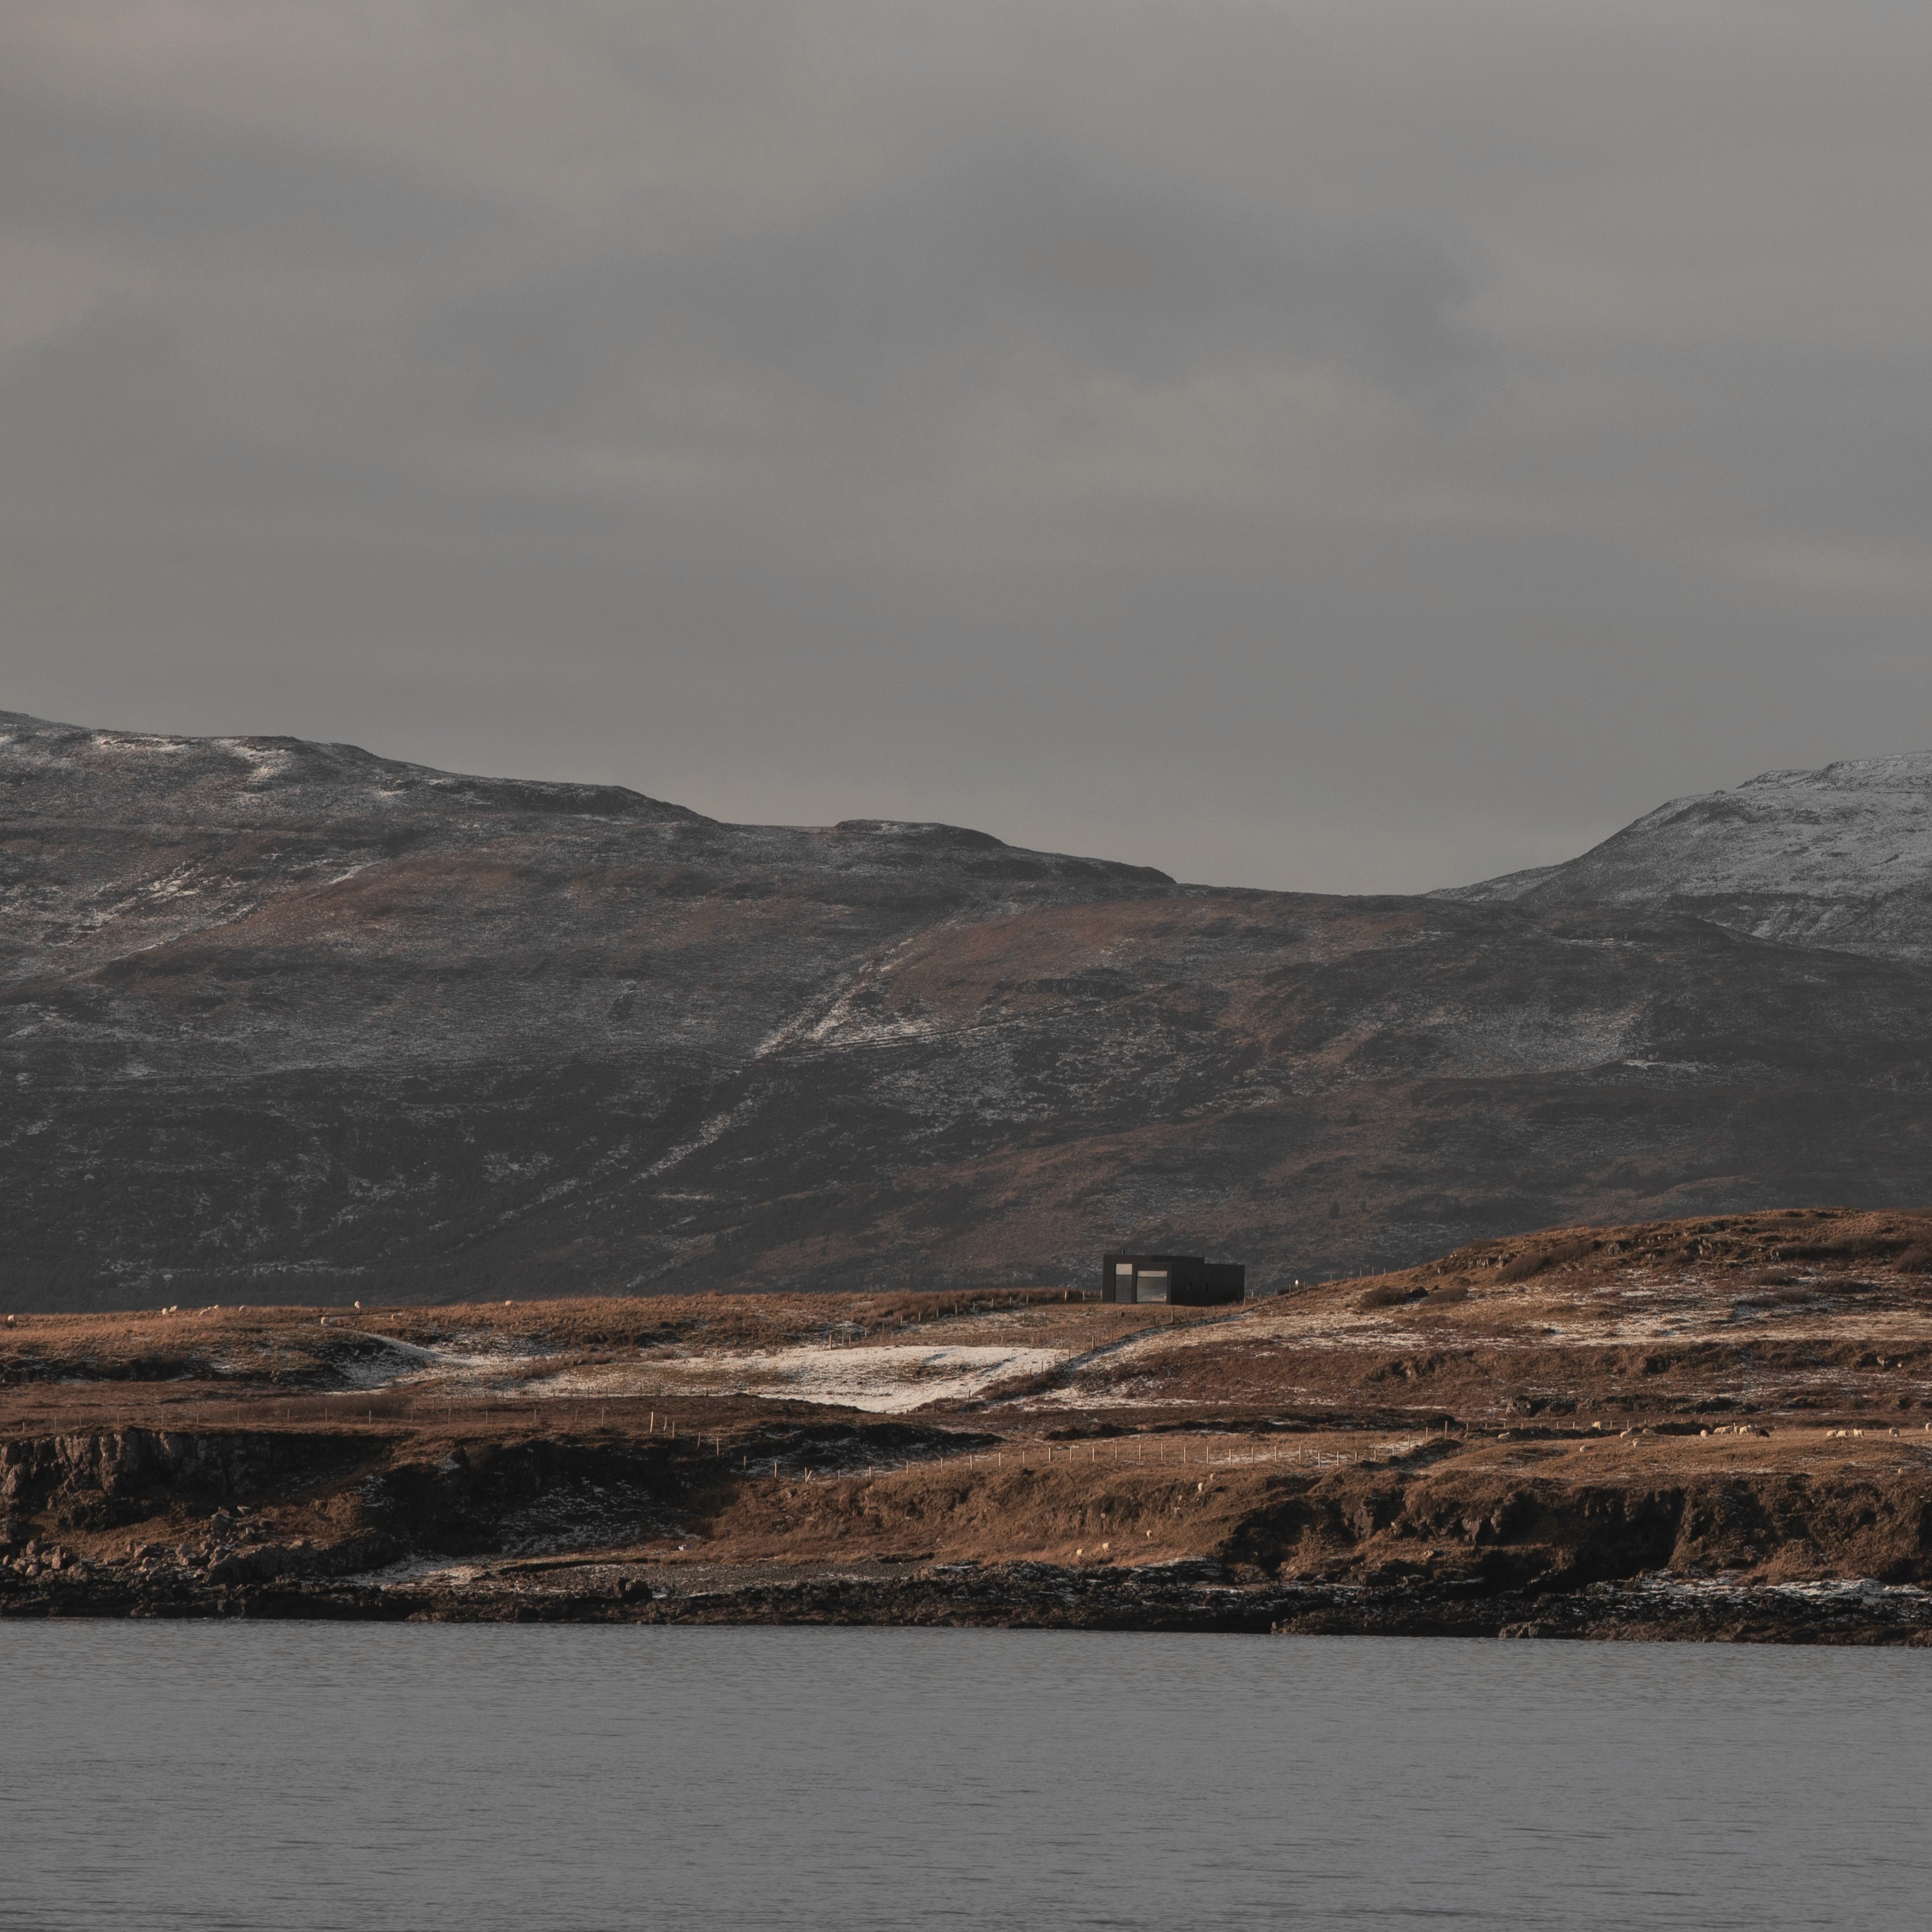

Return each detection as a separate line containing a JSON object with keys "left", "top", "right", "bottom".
{"left": 6, "top": 712, "right": 1932, "bottom": 1312}
{"left": 1439, "top": 754, "right": 1932, "bottom": 960}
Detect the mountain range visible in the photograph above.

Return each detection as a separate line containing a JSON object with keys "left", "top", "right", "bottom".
{"left": 5, "top": 711, "right": 1931, "bottom": 1311}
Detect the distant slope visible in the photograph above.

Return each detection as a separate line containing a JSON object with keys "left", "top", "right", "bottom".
{"left": 1438, "top": 753, "right": 1932, "bottom": 960}
{"left": 5, "top": 714, "right": 1932, "bottom": 1310}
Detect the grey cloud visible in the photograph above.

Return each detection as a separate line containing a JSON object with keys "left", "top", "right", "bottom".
{"left": 408, "top": 145, "right": 1478, "bottom": 454}
{"left": 655, "top": 147, "right": 1479, "bottom": 392}
{"left": 0, "top": 82, "right": 500, "bottom": 265}
{"left": 0, "top": 307, "right": 436, "bottom": 538}
{"left": 2, "top": 310, "right": 269, "bottom": 516}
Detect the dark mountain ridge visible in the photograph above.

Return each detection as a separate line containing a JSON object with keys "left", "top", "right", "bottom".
{"left": 5, "top": 711, "right": 1931, "bottom": 1312}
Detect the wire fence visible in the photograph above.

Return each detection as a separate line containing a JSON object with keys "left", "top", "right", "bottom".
{"left": 32, "top": 1389, "right": 1457, "bottom": 1483}
{"left": 732, "top": 1428, "right": 1449, "bottom": 1484}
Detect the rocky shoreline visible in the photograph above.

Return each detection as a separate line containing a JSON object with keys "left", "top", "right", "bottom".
{"left": 8, "top": 1552, "right": 1930, "bottom": 1644}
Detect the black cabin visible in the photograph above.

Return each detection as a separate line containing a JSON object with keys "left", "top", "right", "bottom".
{"left": 1100, "top": 1253, "right": 1246, "bottom": 1306}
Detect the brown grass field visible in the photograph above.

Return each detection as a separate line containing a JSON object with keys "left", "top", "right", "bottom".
{"left": 6, "top": 1207, "right": 1932, "bottom": 1633}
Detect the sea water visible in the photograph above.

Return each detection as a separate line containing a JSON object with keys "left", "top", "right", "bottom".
{"left": 2, "top": 1625, "right": 1926, "bottom": 1931}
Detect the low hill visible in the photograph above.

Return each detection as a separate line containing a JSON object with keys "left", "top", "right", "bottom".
{"left": 5, "top": 1210, "right": 1929, "bottom": 1639}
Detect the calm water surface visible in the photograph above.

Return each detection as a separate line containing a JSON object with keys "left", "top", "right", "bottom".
{"left": 3, "top": 1625, "right": 1927, "bottom": 1931}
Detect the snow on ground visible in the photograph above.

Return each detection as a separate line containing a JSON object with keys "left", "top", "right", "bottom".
{"left": 322, "top": 1330, "right": 544, "bottom": 1391}
{"left": 524, "top": 1344, "right": 1069, "bottom": 1414}
{"left": 1440, "top": 751, "right": 1932, "bottom": 956}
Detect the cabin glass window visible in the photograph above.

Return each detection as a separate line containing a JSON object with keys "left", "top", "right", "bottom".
{"left": 1136, "top": 1270, "right": 1169, "bottom": 1303}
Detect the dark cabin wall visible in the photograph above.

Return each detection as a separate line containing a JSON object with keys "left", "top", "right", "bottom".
{"left": 1100, "top": 1253, "right": 1246, "bottom": 1305}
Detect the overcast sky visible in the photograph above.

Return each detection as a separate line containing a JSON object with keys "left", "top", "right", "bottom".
{"left": 4, "top": 3, "right": 1930, "bottom": 890}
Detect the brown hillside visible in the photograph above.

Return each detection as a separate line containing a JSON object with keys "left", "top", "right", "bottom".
{"left": 6, "top": 1210, "right": 1931, "bottom": 1637}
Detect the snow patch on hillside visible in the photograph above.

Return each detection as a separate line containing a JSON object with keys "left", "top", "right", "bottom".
{"left": 532, "top": 1343, "right": 1068, "bottom": 1413}
{"left": 1440, "top": 752, "right": 1932, "bottom": 958}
